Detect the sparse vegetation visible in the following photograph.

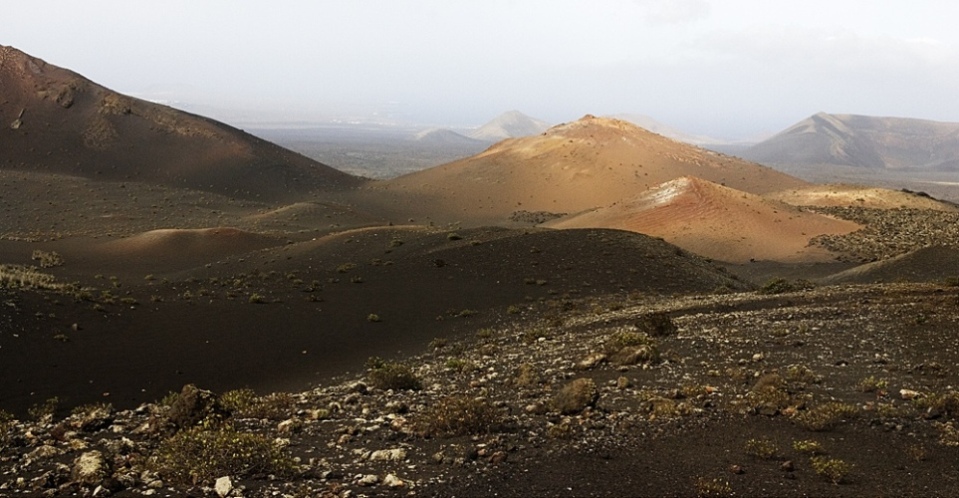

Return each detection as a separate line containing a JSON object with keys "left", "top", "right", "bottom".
{"left": 420, "top": 395, "right": 502, "bottom": 436}
{"left": 151, "top": 424, "right": 294, "bottom": 484}
{"left": 857, "top": 375, "right": 888, "bottom": 393}
{"left": 809, "top": 456, "right": 853, "bottom": 484}
{"left": 744, "top": 437, "right": 779, "bottom": 459}
{"left": 552, "top": 378, "right": 599, "bottom": 415}
{"left": 759, "top": 277, "right": 814, "bottom": 294}
{"left": 31, "top": 249, "right": 64, "bottom": 268}
{"left": 792, "top": 439, "right": 826, "bottom": 455}
{"left": 795, "top": 402, "right": 858, "bottom": 431}
{"left": 695, "top": 476, "right": 733, "bottom": 497}
{"left": 27, "top": 397, "right": 59, "bottom": 422}
{"left": 366, "top": 358, "right": 422, "bottom": 391}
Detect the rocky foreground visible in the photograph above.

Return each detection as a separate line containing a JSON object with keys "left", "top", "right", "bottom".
{"left": 2, "top": 282, "right": 959, "bottom": 497}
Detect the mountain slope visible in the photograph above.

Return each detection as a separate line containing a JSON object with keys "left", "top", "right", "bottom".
{"left": 467, "top": 110, "right": 551, "bottom": 142}
{"left": 546, "top": 176, "right": 859, "bottom": 263}
{"left": 374, "top": 115, "right": 809, "bottom": 225}
{"left": 0, "top": 45, "right": 362, "bottom": 201}
{"left": 742, "top": 112, "right": 959, "bottom": 171}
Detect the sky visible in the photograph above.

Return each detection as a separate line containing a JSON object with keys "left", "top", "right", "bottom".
{"left": 3, "top": 0, "right": 959, "bottom": 140}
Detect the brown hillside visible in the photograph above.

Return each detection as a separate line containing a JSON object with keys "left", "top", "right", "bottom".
{"left": 372, "top": 115, "right": 808, "bottom": 224}
{"left": 547, "top": 176, "right": 860, "bottom": 263}
{"left": 765, "top": 184, "right": 959, "bottom": 211}
{"left": 0, "top": 45, "right": 362, "bottom": 201}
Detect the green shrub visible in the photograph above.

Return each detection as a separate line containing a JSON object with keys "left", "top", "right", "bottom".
{"left": 367, "top": 358, "right": 422, "bottom": 391}
{"left": 152, "top": 425, "right": 293, "bottom": 484}
{"left": 220, "top": 388, "right": 258, "bottom": 414}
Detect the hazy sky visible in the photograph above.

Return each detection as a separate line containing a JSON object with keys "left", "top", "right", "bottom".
{"left": 4, "top": 0, "right": 959, "bottom": 139}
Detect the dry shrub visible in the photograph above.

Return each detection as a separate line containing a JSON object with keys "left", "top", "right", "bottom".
{"left": 635, "top": 312, "right": 677, "bottom": 337}
{"left": 367, "top": 358, "right": 422, "bottom": 391}
{"left": 421, "top": 395, "right": 502, "bottom": 437}
{"left": 152, "top": 425, "right": 293, "bottom": 485}
{"left": 809, "top": 456, "right": 852, "bottom": 484}
{"left": 695, "top": 476, "right": 732, "bottom": 497}
{"left": 31, "top": 249, "right": 64, "bottom": 268}
{"left": 222, "top": 389, "right": 296, "bottom": 420}
{"left": 744, "top": 438, "right": 779, "bottom": 459}
{"left": 795, "top": 402, "right": 858, "bottom": 431}
{"left": 552, "top": 378, "right": 599, "bottom": 415}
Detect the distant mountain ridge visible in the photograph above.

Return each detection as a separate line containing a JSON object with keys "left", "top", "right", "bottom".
{"left": 0, "top": 45, "right": 362, "bottom": 201}
{"left": 609, "top": 114, "right": 728, "bottom": 146}
{"left": 741, "top": 112, "right": 959, "bottom": 172}
{"left": 467, "top": 110, "right": 551, "bottom": 142}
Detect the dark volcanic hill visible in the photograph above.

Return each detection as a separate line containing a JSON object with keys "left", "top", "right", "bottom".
{"left": 741, "top": 112, "right": 959, "bottom": 172}
{"left": 0, "top": 45, "right": 362, "bottom": 201}
{"left": 820, "top": 245, "right": 959, "bottom": 285}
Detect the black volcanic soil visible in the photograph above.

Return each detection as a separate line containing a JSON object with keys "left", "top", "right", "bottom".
{"left": 0, "top": 226, "right": 746, "bottom": 417}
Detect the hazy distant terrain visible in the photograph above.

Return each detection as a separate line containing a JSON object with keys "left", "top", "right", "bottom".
{"left": 735, "top": 113, "right": 959, "bottom": 202}
{"left": 249, "top": 125, "right": 489, "bottom": 179}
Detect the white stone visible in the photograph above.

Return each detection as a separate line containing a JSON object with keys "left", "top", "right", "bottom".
{"left": 215, "top": 476, "right": 233, "bottom": 497}
{"left": 369, "top": 448, "right": 408, "bottom": 462}
{"left": 383, "top": 473, "right": 406, "bottom": 488}
{"left": 357, "top": 474, "right": 379, "bottom": 486}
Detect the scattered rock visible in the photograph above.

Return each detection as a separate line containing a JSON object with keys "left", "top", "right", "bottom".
{"left": 900, "top": 389, "right": 922, "bottom": 400}
{"left": 383, "top": 473, "right": 406, "bottom": 488}
{"left": 611, "top": 345, "right": 658, "bottom": 366}
{"left": 369, "top": 448, "right": 408, "bottom": 462}
{"left": 357, "top": 474, "right": 379, "bottom": 487}
{"left": 577, "top": 352, "right": 607, "bottom": 370}
{"left": 167, "top": 384, "right": 225, "bottom": 429}
{"left": 71, "top": 451, "right": 109, "bottom": 487}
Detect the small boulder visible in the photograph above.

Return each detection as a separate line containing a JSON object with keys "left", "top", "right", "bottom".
{"left": 72, "top": 451, "right": 109, "bottom": 487}
{"left": 167, "top": 384, "right": 225, "bottom": 429}
{"left": 214, "top": 476, "right": 232, "bottom": 497}
{"left": 369, "top": 448, "right": 408, "bottom": 462}
{"left": 577, "top": 353, "right": 608, "bottom": 370}
{"left": 383, "top": 474, "right": 406, "bottom": 488}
